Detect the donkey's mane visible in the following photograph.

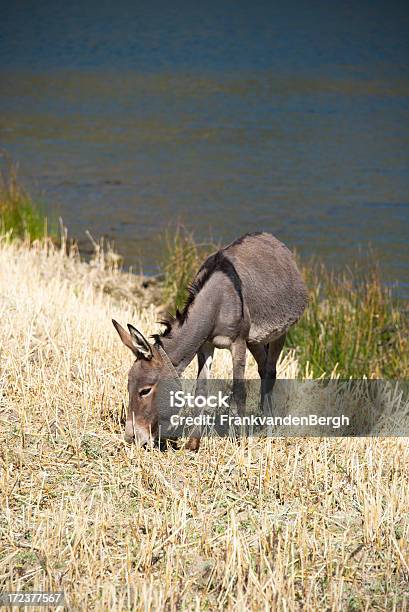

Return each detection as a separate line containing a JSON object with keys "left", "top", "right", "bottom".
{"left": 153, "top": 248, "right": 245, "bottom": 347}
{"left": 152, "top": 314, "right": 175, "bottom": 345}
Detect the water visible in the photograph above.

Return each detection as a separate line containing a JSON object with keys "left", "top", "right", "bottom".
{"left": 1, "top": 0, "right": 408, "bottom": 293}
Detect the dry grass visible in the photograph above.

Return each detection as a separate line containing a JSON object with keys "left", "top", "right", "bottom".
{"left": 0, "top": 238, "right": 408, "bottom": 611}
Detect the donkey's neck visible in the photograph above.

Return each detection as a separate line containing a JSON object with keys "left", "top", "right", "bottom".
{"left": 160, "top": 292, "right": 215, "bottom": 374}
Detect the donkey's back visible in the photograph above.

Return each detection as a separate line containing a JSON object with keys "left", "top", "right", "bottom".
{"left": 200, "top": 232, "right": 308, "bottom": 344}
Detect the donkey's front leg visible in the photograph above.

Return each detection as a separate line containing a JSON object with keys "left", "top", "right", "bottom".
{"left": 231, "top": 338, "right": 247, "bottom": 416}
{"left": 185, "top": 343, "right": 214, "bottom": 452}
{"left": 197, "top": 342, "right": 214, "bottom": 381}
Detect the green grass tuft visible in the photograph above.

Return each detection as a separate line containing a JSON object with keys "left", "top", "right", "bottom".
{"left": 161, "top": 225, "right": 217, "bottom": 312}
{"left": 0, "top": 154, "right": 55, "bottom": 240}
{"left": 287, "top": 260, "right": 408, "bottom": 378}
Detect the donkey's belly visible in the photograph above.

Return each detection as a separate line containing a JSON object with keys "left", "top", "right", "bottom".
{"left": 248, "top": 312, "right": 300, "bottom": 344}
{"left": 211, "top": 335, "right": 232, "bottom": 349}
{"left": 248, "top": 324, "right": 286, "bottom": 345}
{"left": 244, "top": 285, "right": 307, "bottom": 344}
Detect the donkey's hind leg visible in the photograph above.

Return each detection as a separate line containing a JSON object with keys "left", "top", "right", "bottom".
{"left": 231, "top": 338, "right": 247, "bottom": 416}
{"left": 264, "top": 333, "right": 286, "bottom": 398}
{"left": 261, "top": 333, "right": 287, "bottom": 417}
{"left": 247, "top": 341, "right": 268, "bottom": 379}
{"left": 247, "top": 341, "right": 268, "bottom": 410}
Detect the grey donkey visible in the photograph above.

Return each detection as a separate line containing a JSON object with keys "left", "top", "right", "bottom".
{"left": 113, "top": 232, "right": 308, "bottom": 449}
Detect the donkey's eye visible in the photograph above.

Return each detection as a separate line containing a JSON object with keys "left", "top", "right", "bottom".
{"left": 139, "top": 386, "right": 153, "bottom": 398}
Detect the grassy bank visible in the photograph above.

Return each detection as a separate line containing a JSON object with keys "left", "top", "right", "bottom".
{"left": 0, "top": 239, "right": 408, "bottom": 610}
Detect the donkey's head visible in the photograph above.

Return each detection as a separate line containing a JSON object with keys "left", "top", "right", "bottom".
{"left": 112, "top": 319, "right": 171, "bottom": 445}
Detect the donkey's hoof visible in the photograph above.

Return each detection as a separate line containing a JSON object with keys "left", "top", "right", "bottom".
{"left": 184, "top": 437, "right": 201, "bottom": 451}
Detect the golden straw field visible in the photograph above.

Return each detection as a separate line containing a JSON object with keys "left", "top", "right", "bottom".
{"left": 0, "top": 238, "right": 408, "bottom": 610}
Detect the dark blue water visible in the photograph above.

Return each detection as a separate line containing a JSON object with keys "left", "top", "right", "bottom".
{"left": 1, "top": 0, "right": 409, "bottom": 293}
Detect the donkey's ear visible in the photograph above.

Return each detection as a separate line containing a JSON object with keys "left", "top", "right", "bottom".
{"left": 112, "top": 319, "right": 152, "bottom": 360}
{"left": 127, "top": 324, "right": 153, "bottom": 360}
{"left": 112, "top": 319, "right": 138, "bottom": 356}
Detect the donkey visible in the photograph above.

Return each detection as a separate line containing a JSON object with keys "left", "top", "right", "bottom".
{"left": 113, "top": 232, "right": 308, "bottom": 449}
